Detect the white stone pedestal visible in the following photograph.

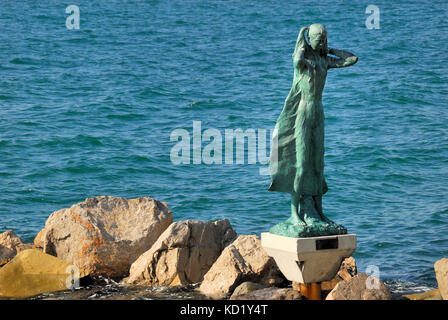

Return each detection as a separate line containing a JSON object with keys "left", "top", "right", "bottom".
{"left": 261, "top": 232, "right": 356, "bottom": 284}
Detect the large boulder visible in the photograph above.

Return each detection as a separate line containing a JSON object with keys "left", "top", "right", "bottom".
{"left": 199, "top": 235, "right": 285, "bottom": 299}
{"left": 0, "top": 249, "right": 87, "bottom": 298}
{"left": 230, "top": 287, "right": 302, "bottom": 300}
{"left": 326, "top": 273, "right": 392, "bottom": 300}
{"left": 37, "top": 196, "right": 173, "bottom": 278}
{"left": 435, "top": 258, "right": 448, "bottom": 300}
{"left": 125, "top": 219, "right": 236, "bottom": 286}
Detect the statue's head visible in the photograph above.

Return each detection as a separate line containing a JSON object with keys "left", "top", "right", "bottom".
{"left": 308, "top": 24, "right": 327, "bottom": 54}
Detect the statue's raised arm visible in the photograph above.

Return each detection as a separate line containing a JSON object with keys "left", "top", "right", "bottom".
{"left": 327, "top": 48, "right": 358, "bottom": 69}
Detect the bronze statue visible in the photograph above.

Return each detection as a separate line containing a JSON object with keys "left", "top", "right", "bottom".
{"left": 268, "top": 24, "right": 358, "bottom": 237}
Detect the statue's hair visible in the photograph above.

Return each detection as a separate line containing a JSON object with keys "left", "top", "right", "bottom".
{"left": 292, "top": 27, "right": 309, "bottom": 57}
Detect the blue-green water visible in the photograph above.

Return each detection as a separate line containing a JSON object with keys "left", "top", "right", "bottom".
{"left": 1, "top": 1, "right": 447, "bottom": 290}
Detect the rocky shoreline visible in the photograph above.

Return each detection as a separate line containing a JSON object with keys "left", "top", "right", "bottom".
{"left": 1, "top": 196, "right": 446, "bottom": 300}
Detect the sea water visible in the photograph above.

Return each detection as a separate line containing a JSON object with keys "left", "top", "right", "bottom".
{"left": 0, "top": 0, "right": 447, "bottom": 293}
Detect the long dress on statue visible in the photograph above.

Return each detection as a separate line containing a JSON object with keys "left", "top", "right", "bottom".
{"left": 268, "top": 50, "right": 328, "bottom": 197}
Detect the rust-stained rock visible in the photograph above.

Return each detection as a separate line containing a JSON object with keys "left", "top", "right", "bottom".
{"left": 34, "top": 228, "right": 46, "bottom": 249}
{"left": 125, "top": 219, "right": 236, "bottom": 286}
{"left": 38, "top": 196, "right": 173, "bottom": 277}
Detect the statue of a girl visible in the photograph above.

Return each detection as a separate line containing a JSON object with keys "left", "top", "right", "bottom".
{"left": 268, "top": 24, "right": 358, "bottom": 237}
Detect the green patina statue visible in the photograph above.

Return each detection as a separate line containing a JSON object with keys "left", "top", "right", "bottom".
{"left": 268, "top": 24, "right": 358, "bottom": 238}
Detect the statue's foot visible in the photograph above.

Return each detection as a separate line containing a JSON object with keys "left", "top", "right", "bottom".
{"left": 285, "top": 213, "right": 306, "bottom": 226}
{"left": 317, "top": 212, "right": 334, "bottom": 224}
{"left": 303, "top": 215, "right": 336, "bottom": 226}
{"left": 303, "top": 215, "right": 321, "bottom": 226}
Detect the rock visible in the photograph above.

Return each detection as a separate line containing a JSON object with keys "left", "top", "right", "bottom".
{"left": 320, "top": 277, "right": 342, "bottom": 292}
{"left": 230, "top": 281, "right": 267, "bottom": 298}
{"left": 230, "top": 287, "right": 302, "bottom": 300}
{"left": 39, "top": 196, "right": 173, "bottom": 278}
{"left": 0, "top": 230, "right": 24, "bottom": 261}
{"left": 338, "top": 256, "right": 357, "bottom": 278}
{"left": 125, "top": 219, "right": 236, "bottom": 286}
{"left": 34, "top": 228, "right": 46, "bottom": 249}
{"left": 404, "top": 289, "right": 442, "bottom": 300}
{"left": 17, "top": 243, "right": 40, "bottom": 252}
{"left": 326, "top": 273, "right": 392, "bottom": 300}
{"left": 0, "top": 249, "right": 88, "bottom": 298}
{"left": 199, "top": 235, "right": 285, "bottom": 299}
{"left": 0, "top": 259, "right": 11, "bottom": 268}
{"left": 435, "top": 258, "right": 448, "bottom": 300}
{"left": 321, "top": 256, "right": 357, "bottom": 291}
